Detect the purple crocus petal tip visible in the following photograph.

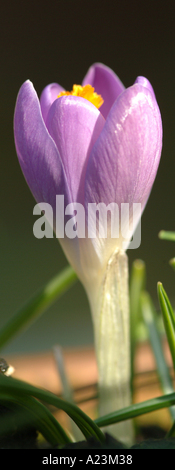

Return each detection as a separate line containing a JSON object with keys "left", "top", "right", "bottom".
{"left": 40, "top": 82, "right": 65, "bottom": 124}
{"left": 14, "top": 79, "right": 67, "bottom": 208}
{"left": 82, "top": 63, "right": 125, "bottom": 119}
{"left": 85, "top": 81, "right": 162, "bottom": 208}
{"left": 134, "top": 76, "right": 156, "bottom": 97}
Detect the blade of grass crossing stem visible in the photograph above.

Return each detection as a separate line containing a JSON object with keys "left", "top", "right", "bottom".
{"left": 140, "top": 290, "right": 175, "bottom": 422}
{"left": 0, "top": 266, "right": 77, "bottom": 351}
{"left": 1, "top": 375, "right": 175, "bottom": 436}
{"left": 95, "top": 392, "right": 175, "bottom": 428}
{"left": 157, "top": 283, "right": 175, "bottom": 371}
{"left": 53, "top": 345, "right": 84, "bottom": 441}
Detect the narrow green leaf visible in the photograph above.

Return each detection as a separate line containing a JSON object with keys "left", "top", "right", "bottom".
{"left": 130, "top": 259, "right": 146, "bottom": 332}
{"left": 159, "top": 230, "right": 175, "bottom": 241}
{"left": 0, "top": 374, "right": 104, "bottom": 442}
{"left": 95, "top": 392, "right": 175, "bottom": 428}
{"left": 0, "top": 393, "right": 71, "bottom": 446}
{"left": 157, "top": 282, "right": 175, "bottom": 370}
{"left": 0, "top": 266, "right": 77, "bottom": 351}
{"left": 140, "top": 290, "right": 175, "bottom": 421}
{"left": 129, "top": 259, "right": 146, "bottom": 388}
{"left": 166, "top": 421, "right": 175, "bottom": 438}
{"left": 53, "top": 345, "right": 83, "bottom": 441}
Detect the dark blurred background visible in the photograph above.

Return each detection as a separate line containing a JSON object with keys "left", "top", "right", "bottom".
{"left": 0, "top": 0, "right": 175, "bottom": 354}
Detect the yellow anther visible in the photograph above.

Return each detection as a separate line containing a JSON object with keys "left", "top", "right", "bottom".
{"left": 58, "top": 84, "right": 104, "bottom": 109}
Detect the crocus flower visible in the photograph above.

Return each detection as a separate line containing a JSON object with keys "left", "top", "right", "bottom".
{"left": 14, "top": 63, "right": 162, "bottom": 293}
{"left": 14, "top": 63, "right": 162, "bottom": 443}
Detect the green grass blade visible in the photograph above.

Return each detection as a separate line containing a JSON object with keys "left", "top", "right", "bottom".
{"left": 0, "top": 266, "right": 77, "bottom": 351}
{"left": 53, "top": 345, "right": 83, "bottom": 441}
{"left": 157, "top": 282, "right": 175, "bottom": 370}
{"left": 0, "top": 393, "right": 71, "bottom": 446}
{"left": 0, "top": 374, "right": 104, "bottom": 442}
{"left": 166, "top": 421, "right": 175, "bottom": 437}
{"left": 159, "top": 231, "right": 175, "bottom": 241}
{"left": 129, "top": 259, "right": 146, "bottom": 392}
{"left": 130, "top": 259, "right": 146, "bottom": 387}
{"left": 140, "top": 290, "right": 175, "bottom": 421}
{"left": 130, "top": 260, "right": 146, "bottom": 327}
{"left": 95, "top": 392, "right": 175, "bottom": 428}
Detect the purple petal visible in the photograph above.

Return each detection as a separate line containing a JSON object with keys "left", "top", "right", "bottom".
{"left": 40, "top": 83, "right": 65, "bottom": 124}
{"left": 14, "top": 80, "right": 69, "bottom": 211}
{"left": 82, "top": 63, "right": 125, "bottom": 119}
{"left": 14, "top": 80, "right": 85, "bottom": 274}
{"left": 135, "top": 76, "right": 155, "bottom": 98}
{"left": 85, "top": 82, "right": 162, "bottom": 255}
{"left": 46, "top": 95, "right": 105, "bottom": 204}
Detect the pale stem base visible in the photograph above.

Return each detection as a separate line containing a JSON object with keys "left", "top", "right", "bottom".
{"left": 89, "top": 249, "right": 133, "bottom": 446}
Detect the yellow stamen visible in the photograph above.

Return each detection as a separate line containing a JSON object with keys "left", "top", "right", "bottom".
{"left": 57, "top": 84, "right": 104, "bottom": 109}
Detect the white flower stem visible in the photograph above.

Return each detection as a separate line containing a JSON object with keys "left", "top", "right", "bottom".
{"left": 89, "top": 249, "right": 133, "bottom": 445}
